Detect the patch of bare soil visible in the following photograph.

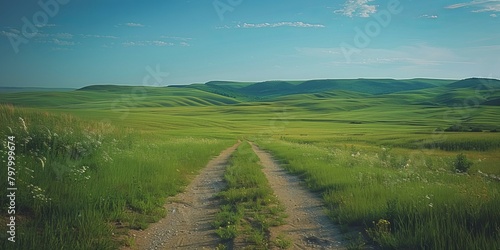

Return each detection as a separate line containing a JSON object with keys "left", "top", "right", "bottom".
{"left": 250, "top": 142, "right": 345, "bottom": 250}
{"left": 122, "top": 141, "right": 241, "bottom": 250}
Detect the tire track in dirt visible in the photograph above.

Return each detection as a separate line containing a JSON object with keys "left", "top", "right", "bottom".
{"left": 249, "top": 142, "right": 345, "bottom": 250}
{"left": 123, "top": 141, "right": 241, "bottom": 250}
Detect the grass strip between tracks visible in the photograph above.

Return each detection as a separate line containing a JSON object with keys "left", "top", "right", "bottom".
{"left": 213, "top": 141, "right": 289, "bottom": 249}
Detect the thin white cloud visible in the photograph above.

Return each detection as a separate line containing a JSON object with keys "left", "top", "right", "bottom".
{"left": 1, "top": 28, "right": 119, "bottom": 48}
{"left": 150, "top": 41, "right": 171, "bottom": 46}
{"left": 5, "top": 28, "right": 21, "bottom": 35}
{"left": 119, "top": 22, "right": 145, "bottom": 27}
{"left": 26, "top": 31, "right": 73, "bottom": 40}
{"left": 220, "top": 22, "right": 325, "bottom": 29}
{"left": 334, "top": 0, "right": 377, "bottom": 18}
{"left": 30, "top": 32, "right": 75, "bottom": 45}
{"left": 215, "top": 25, "right": 231, "bottom": 29}
{"left": 472, "top": 3, "right": 500, "bottom": 12}
{"left": 246, "top": 22, "right": 325, "bottom": 28}
{"left": 446, "top": 0, "right": 500, "bottom": 13}
{"left": 122, "top": 40, "right": 174, "bottom": 47}
{"left": 53, "top": 39, "right": 75, "bottom": 46}
{"left": 55, "top": 33, "right": 73, "bottom": 39}
{"left": 158, "top": 36, "right": 192, "bottom": 46}
{"left": 419, "top": 14, "right": 438, "bottom": 19}
{"left": 122, "top": 41, "right": 139, "bottom": 46}
{"left": 127, "top": 23, "right": 144, "bottom": 27}
{"left": 35, "top": 23, "right": 57, "bottom": 28}
{"left": 52, "top": 47, "right": 71, "bottom": 51}
{"left": 0, "top": 30, "right": 17, "bottom": 37}
{"left": 0, "top": 28, "right": 58, "bottom": 39}
{"left": 160, "top": 36, "right": 192, "bottom": 41}
{"left": 491, "top": 13, "right": 498, "bottom": 16}
{"left": 80, "top": 34, "right": 118, "bottom": 39}
{"left": 101, "top": 43, "right": 116, "bottom": 48}
{"left": 0, "top": 27, "right": 21, "bottom": 37}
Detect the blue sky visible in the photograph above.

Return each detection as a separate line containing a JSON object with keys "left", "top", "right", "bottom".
{"left": 1, "top": 0, "right": 499, "bottom": 88}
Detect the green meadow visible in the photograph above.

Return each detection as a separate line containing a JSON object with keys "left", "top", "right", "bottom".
{"left": 1, "top": 77, "right": 499, "bottom": 249}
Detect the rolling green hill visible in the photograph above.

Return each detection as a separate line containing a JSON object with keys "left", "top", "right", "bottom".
{"left": 2, "top": 77, "right": 499, "bottom": 111}
{"left": 0, "top": 85, "right": 240, "bottom": 109}
{"left": 3, "top": 77, "right": 497, "bottom": 136}
{"left": 428, "top": 78, "right": 500, "bottom": 106}
{"left": 177, "top": 78, "right": 455, "bottom": 99}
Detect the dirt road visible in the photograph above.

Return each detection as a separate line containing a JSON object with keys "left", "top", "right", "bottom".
{"left": 250, "top": 142, "right": 345, "bottom": 249}
{"left": 124, "top": 140, "right": 345, "bottom": 249}
{"left": 123, "top": 141, "right": 241, "bottom": 250}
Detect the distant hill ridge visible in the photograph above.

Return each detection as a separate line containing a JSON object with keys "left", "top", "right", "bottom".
{"left": 0, "top": 87, "right": 74, "bottom": 93}
{"left": 3, "top": 77, "right": 499, "bottom": 108}
{"left": 191, "top": 77, "right": 500, "bottom": 105}
{"left": 431, "top": 78, "right": 500, "bottom": 106}
{"left": 446, "top": 78, "right": 500, "bottom": 89}
{"left": 78, "top": 85, "right": 135, "bottom": 92}
{"left": 194, "top": 78, "right": 457, "bottom": 98}
{"left": 75, "top": 77, "right": 499, "bottom": 101}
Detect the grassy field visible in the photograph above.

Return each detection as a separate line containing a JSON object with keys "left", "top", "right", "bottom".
{"left": 1, "top": 78, "right": 499, "bottom": 249}
{"left": 256, "top": 139, "right": 500, "bottom": 249}
{"left": 0, "top": 104, "right": 234, "bottom": 249}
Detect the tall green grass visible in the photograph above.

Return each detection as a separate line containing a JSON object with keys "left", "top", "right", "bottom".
{"left": 0, "top": 104, "right": 233, "bottom": 249}
{"left": 257, "top": 139, "right": 500, "bottom": 249}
